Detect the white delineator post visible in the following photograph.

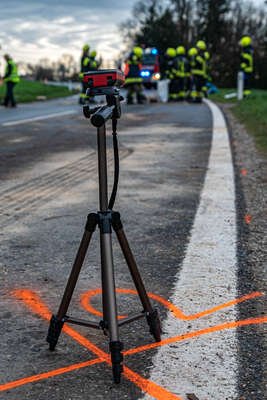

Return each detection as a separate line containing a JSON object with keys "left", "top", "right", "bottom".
{"left": 237, "top": 71, "right": 244, "bottom": 100}
{"left": 157, "top": 79, "right": 169, "bottom": 103}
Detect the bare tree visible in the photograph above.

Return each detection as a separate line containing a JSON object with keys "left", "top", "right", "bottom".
{"left": 120, "top": 0, "right": 267, "bottom": 87}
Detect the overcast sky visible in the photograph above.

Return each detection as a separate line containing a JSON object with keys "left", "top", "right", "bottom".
{"left": 0, "top": 0, "right": 265, "bottom": 68}
{"left": 0, "top": 0, "right": 136, "bottom": 66}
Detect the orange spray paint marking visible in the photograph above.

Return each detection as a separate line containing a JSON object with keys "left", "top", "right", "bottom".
{"left": 80, "top": 288, "right": 103, "bottom": 318}
{"left": 12, "top": 290, "right": 112, "bottom": 361}
{"left": 11, "top": 289, "right": 183, "bottom": 400}
{"left": 0, "top": 358, "right": 102, "bottom": 392}
{"left": 123, "top": 366, "right": 182, "bottom": 400}
{"left": 81, "top": 287, "right": 263, "bottom": 321}
{"left": 244, "top": 214, "right": 252, "bottom": 224}
{"left": 1, "top": 313, "right": 266, "bottom": 395}
{"left": 81, "top": 288, "right": 138, "bottom": 319}
{"left": 241, "top": 168, "right": 248, "bottom": 176}
{"left": 7, "top": 289, "right": 266, "bottom": 399}
{"left": 124, "top": 316, "right": 267, "bottom": 356}
{"left": 147, "top": 291, "right": 263, "bottom": 321}
{"left": 13, "top": 289, "right": 51, "bottom": 320}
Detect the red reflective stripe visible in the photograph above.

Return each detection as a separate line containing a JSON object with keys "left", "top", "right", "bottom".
{"left": 124, "top": 63, "right": 130, "bottom": 76}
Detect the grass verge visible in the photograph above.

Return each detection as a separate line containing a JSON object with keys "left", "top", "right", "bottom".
{"left": 210, "top": 89, "right": 267, "bottom": 153}
{"left": 0, "top": 79, "right": 79, "bottom": 103}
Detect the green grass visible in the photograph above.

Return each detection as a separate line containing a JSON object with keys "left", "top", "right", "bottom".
{"left": 0, "top": 79, "right": 78, "bottom": 103}
{"left": 210, "top": 89, "right": 267, "bottom": 153}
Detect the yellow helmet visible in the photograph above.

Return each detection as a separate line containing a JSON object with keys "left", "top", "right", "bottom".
{"left": 204, "top": 51, "right": 210, "bottom": 60}
{"left": 176, "top": 46, "right": 186, "bottom": 55}
{"left": 240, "top": 36, "right": 252, "bottom": 47}
{"left": 133, "top": 46, "right": 143, "bottom": 58}
{"left": 188, "top": 47, "right": 198, "bottom": 57}
{"left": 90, "top": 50, "right": 97, "bottom": 58}
{"left": 196, "top": 40, "right": 207, "bottom": 51}
{"left": 166, "top": 47, "right": 176, "bottom": 58}
{"left": 83, "top": 44, "right": 90, "bottom": 51}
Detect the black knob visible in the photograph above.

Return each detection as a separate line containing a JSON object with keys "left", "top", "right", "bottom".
{"left": 83, "top": 105, "right": 91, "bottom": 119}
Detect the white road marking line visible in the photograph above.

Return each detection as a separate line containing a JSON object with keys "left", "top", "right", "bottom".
{"left": 2, "top": 110, "right": 77, "bottom": 126}
{"left": 143, "top": 100, "right": 237, "bottom": 399}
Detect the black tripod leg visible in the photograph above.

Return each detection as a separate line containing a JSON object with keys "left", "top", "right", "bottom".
{"left": 99, "top": 212, "right": 123, "bottom": 383}
{"left": 47, "top": 213, "right": 98, "bottom": 350}
{"left": 112, "top": 212, "right": 162, "bottom": 342}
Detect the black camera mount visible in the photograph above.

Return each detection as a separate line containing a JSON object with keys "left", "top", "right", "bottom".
{"left": 83, "top": 86, "right": 123, "bottom": 127}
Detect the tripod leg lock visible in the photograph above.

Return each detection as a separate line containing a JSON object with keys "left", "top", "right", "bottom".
{"left": 110, "top": 340, "right": 124, "bottom": 384}
{"left": 111, "top": 211, "right": 123, "bottom": 231}
{"left": 85, "top": 213, "right": 99, "bottom": 232}
{"left": 46, "top": 315, "right": 64, "bottom": 351}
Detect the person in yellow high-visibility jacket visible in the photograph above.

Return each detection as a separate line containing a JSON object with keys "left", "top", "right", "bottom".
{"left": 89, "top": 50, "right": 100, "bottom": 71}
{"left": 175, "top": 46, "right": 188, "bottom": 100}
{"left": 79, "top": 44, "right": 91, "bottom": 104}
{"left": 164, "top": 47, "right": 178, "bottom": 101}
{"left": 190, "top": 41, "right": 207, "bottom": 103}
{"left": 124, "top": 46, "right": 146, "bottom": 105}
{"left": 187, "top": 47, "right": 198, "bottom": 101}
{"left": 186, "top": 47, "right": 197, "bottom": 100}
{"left": 240, "top": 36, "right": 254, "bottom": 97}
{"left": 2, "top": 54, "right": 20, "bottom": 107}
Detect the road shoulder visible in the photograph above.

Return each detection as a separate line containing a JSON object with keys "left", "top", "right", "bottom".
{"left": 221, "top": 103, "right": 267, "bottom": 399}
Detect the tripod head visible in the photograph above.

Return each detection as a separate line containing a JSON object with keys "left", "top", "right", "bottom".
{"left": 83, "top": 70, "right": 125, "bottom": 128}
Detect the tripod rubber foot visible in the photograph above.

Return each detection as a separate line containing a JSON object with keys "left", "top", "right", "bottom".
{"left": 46, "top": 315, "right": 64, "bottom": 351}
{"left": 110, "top": 341, "right": 123, "bottom": 384}
{"left": 146, "top": 309, "right": 162, "bottom": 342}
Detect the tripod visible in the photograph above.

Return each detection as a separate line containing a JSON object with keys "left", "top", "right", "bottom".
{"left": 46, "top": 85, "right": 162, "bottom": 384}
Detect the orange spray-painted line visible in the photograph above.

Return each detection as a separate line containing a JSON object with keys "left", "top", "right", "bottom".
{"left": 244, "top": 214, "right": 252, "bottom": 224}
{"left": 13, "top": 289, "right": 52, "bottom": 319}
{"left": 124, "top": 317, "right": 267, "bottom": 398}
{"left": 81, "top": 288, "right": 134, "bottom": 319}
{"left": 80, "top": 288, "right": 103, "bottom": 317}
{"left": 148, "top": 291, "right": 264, "bottom": 321}
{"left": 0, "top": 358, "right": 102, "bottom": 392}
{"left": 0, "top": 357, "right": 182, "bottom": 400}
{"left": 2, "top": 311, "right": 266, "bottom": 395}
{"left": 125, "top": 316, "right": 267, "bottom": 357}
{"left": 12, "top": 289, "right": 183, "bottom": 400}
{"left": 123, "top": 366, "right": 182, "bottom": 400}
{"left": 241, "top": 168, "right": 248, "bottom": 176}
{"left": 12, "top": 290, "right": 112, "bottom": 362}
{"left": 81, "top": 287, "right": 264, "bottom": 321}
{"left": 81, "top": 288, "right": 127, "bottom": 319}
{"left": 3, "top": 289, "right": 266, "bottom": 398}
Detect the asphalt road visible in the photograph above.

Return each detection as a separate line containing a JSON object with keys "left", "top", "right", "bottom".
{"left": 0, "top": 96, "right": 80, "bottom": 126}
{"left": 0, "top": 98, "right": 265, "bottom": 400}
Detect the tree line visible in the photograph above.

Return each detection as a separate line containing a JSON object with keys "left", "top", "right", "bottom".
{"left": 18, "top": 53, "right": 104, "bottom": 82}
{"left": 120, "top": 0, "right": 267, "bottom": 88}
